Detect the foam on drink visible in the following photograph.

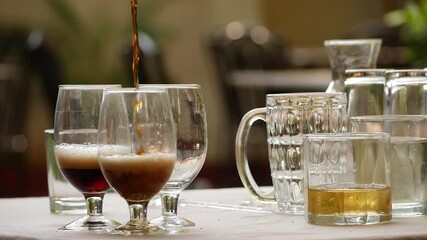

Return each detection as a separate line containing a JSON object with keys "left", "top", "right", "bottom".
{"left": 100, "top": 153, "right": 175, "bottom": 202}
{"left": 55, "top": 144, "right": 100, "bottom": 169}
{"left": 55, "top": 144, "right": 110, "bottom": 193}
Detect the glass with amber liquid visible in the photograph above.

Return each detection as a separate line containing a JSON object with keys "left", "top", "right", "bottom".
{"left": 308, "top": 184, "right": 391, "bottom": 219}
{"left": 303, "top": 133, "right": 392, "bottom": 225}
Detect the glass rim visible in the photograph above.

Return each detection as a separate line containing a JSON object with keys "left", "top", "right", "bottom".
{"left": 140, "top": 84, "right": 201, "bottom": 89}
{"left": 58, "top": 84, "right": 121, "bottom": 89}
{"left": 304, "top": 132, "right": 389, "bottom": 140}
{"left": 267, "top": 92, "right": 347, "bottom": 105}
{"left": 267, "top": 92, "right": 345, "bottom": 98}
{"left": 351, "top": 115, "right": 427, "bottom": 122}
{"left": 345, "top": 78, "right": 384, "bottom": 85}
{"left": 345, "top": 69, "right": 388, "bottom": 78}
{"left": 102, "top": 87, "right": 167, "bottom": 94}
{"left": 324, "top": 38, "right": 382, "bottom": 46}
{"left": 385, "top": 69, "right": 427, "bottom": 79}
{"left": 44, "top": 129, "right": 54, "bottom": 134}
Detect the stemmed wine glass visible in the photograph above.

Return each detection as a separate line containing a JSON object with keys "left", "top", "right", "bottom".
{"left": 147, "top": 84, "right": 208, "bottom": 229}
{"left": 54, "top": 84, "right": 121, "bottom": 231}
{"left": 97, "top": 88, "right": 177, "bottom": 235}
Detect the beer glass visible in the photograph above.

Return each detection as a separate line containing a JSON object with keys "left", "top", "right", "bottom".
{"left": 54, "top": 84, "right": 121, "bottom": 231}
{"left": 236, "top": 93, "right": 347, "bottom": 214}
{"left": 303, "top": 132, "right": 392, "bottom": 225}
{"left": 145, "top": 84, "right": 207, "bottom": 230}
{"left": 351, "top": 115, "right": 427, "bottom": 216}
{"left": 98, "top": 88, "right": 176, "bottom": 235}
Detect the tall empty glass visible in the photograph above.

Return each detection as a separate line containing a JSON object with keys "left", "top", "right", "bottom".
{"left": 385, "top": 69, "right": 427, "bottom": 115}
{"left": 98, "top": 88, "right": 176, "bottom": 235}
{"left": 54, "top": 84, "right": 121, "bottom": 231}
{"left": 351, "top": 115, "right": 427, "bottom": 216}
{"left": 324, "top": 39, "right": 382, "bottom": 93}
{"left": 344, "top": 69, "right": 386, "bottom": 118}
{"left": 45, "top": 129, "right": 85, "bottom": 214}
{"left": 147, "top": 84, "right": 208, "bottom": 229}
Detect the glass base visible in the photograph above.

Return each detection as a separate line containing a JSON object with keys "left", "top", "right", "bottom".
{"left": 58, "top": 214, "right": 120, "bottom": 232}
{"left": 277, "top": 202, "right": 304, "bottom": 215}
{"left": 307, "top": 213, "right": 392, "bottom": 225}
{"left": 239, "top": 199, "right": 278, "bottom": 213}
{"left": 151, "top": 215, "right": 195, "bottom": 229}
{"left": 393, "top": 202, "right": 426, "bottom": 217}
{"left": 50, "top": 196, "right": 86, "bottom": 215}
{"left": 112, "top": 219, "right": 167, "bottom": 235}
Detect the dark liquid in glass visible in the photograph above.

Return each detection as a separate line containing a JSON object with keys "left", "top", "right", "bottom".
{"left": 100, "top": 154, "right": 175, "bottom": 203}
{"left": 55, "top": 144, "right": 110, "bottom": 194}
{"left": 61, "top": 168, "right": 109, "bottom": 193}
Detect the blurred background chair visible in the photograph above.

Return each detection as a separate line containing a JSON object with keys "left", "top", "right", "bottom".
{"left": 208, "top": 21, "right": 289, "bottom": 124}
{"left": 0, "top": 28, "right": 63, "bottom": 197}
{"left": 0, "top": 63, "right": 28, "bottom": 197}
{"left": 206, "top": 21, "right": 289, "bottom": 186}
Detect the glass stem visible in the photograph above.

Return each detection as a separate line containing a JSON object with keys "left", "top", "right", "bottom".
{"left": 129, "top": 201, "right": 149, "bottom": 222}
{"left": 85, "top": 195, "right": 104, "bottom": 216}
{"left": 83, "top": 194, "right": 105, "bottom": 223}
{"left": 161, "top": 193, "right": 180, "bottom": 217}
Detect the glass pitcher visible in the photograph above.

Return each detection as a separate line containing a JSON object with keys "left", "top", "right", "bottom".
{"left": 324, "top": 39, "right": 382, "bottom": 93}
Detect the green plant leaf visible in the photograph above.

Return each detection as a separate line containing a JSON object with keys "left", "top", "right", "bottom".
{"left": 383, "top": 10, "right": 406, "bottom": 27}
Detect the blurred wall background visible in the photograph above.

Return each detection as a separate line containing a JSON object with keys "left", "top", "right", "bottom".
{"left": 0, "top": 0, "right": 404, "bottom": 195}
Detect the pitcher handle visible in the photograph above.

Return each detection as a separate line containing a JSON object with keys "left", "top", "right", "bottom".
{"left": 235, "top": 107, "right": 275, "bottom": 202}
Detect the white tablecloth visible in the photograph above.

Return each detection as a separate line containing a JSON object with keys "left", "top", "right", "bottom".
{"left": 0, "top": 188, "right": 426, "bottom": 240}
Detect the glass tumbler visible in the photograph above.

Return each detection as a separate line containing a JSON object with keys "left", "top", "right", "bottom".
{"left": 344, "top": 69, "right": 386, "bottom": 118}
{"left": 45, "top": 129, "right": 85, "bottom": 214}
{"left": 303, "top": 132, "right": 392, "bottom": 225}
{"left": 385, "top": 69, "right": 427, "bottom": 115}
{"left": 351, "top": 115, "right": 427, "bottom": 216}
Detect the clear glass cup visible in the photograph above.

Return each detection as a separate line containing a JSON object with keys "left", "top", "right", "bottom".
{"left": 344, "top": 69, "right": 387, "bottom": 118}
{"left": 303, "top": 132, "right": 392, "bottom": 225}
{"left": 54, "top": 84, "right": 121, "bottom": 231}
{"left": 324, "top": 39, "right": 382, "bottom": 93}
{"left": 97, "top": 88, "right": 177, "bottom": 235}
{"left": 144, "top": 84, "right": 208, "bottom": 230}
{"left": 351, "top": 115, "right": 427, "bottom": 216}
{"left": 235, "top": 92, "right": 347, "bottom": 214}
{"left": 385, "top": 69, "right": 427, "bottom": 115}
{"left": 45, "top": 129, "right": 85, "bottom": 214}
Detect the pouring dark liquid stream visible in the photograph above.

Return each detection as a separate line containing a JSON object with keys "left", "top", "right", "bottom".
{"left": 130, "top": 0, "right": 144, "bottom": 155}
{"left": 131, "top": 0, "right": 140, "bottom": 90}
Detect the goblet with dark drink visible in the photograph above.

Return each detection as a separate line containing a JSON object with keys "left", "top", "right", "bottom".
{"left": 98, "top": 88, "right": 176, "bottom": 235}
{"left": 54, "top": 84, "right": 121, "bottom": 231}
{"left": 55, "top": 144, "right": 110, "bottom": 193}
